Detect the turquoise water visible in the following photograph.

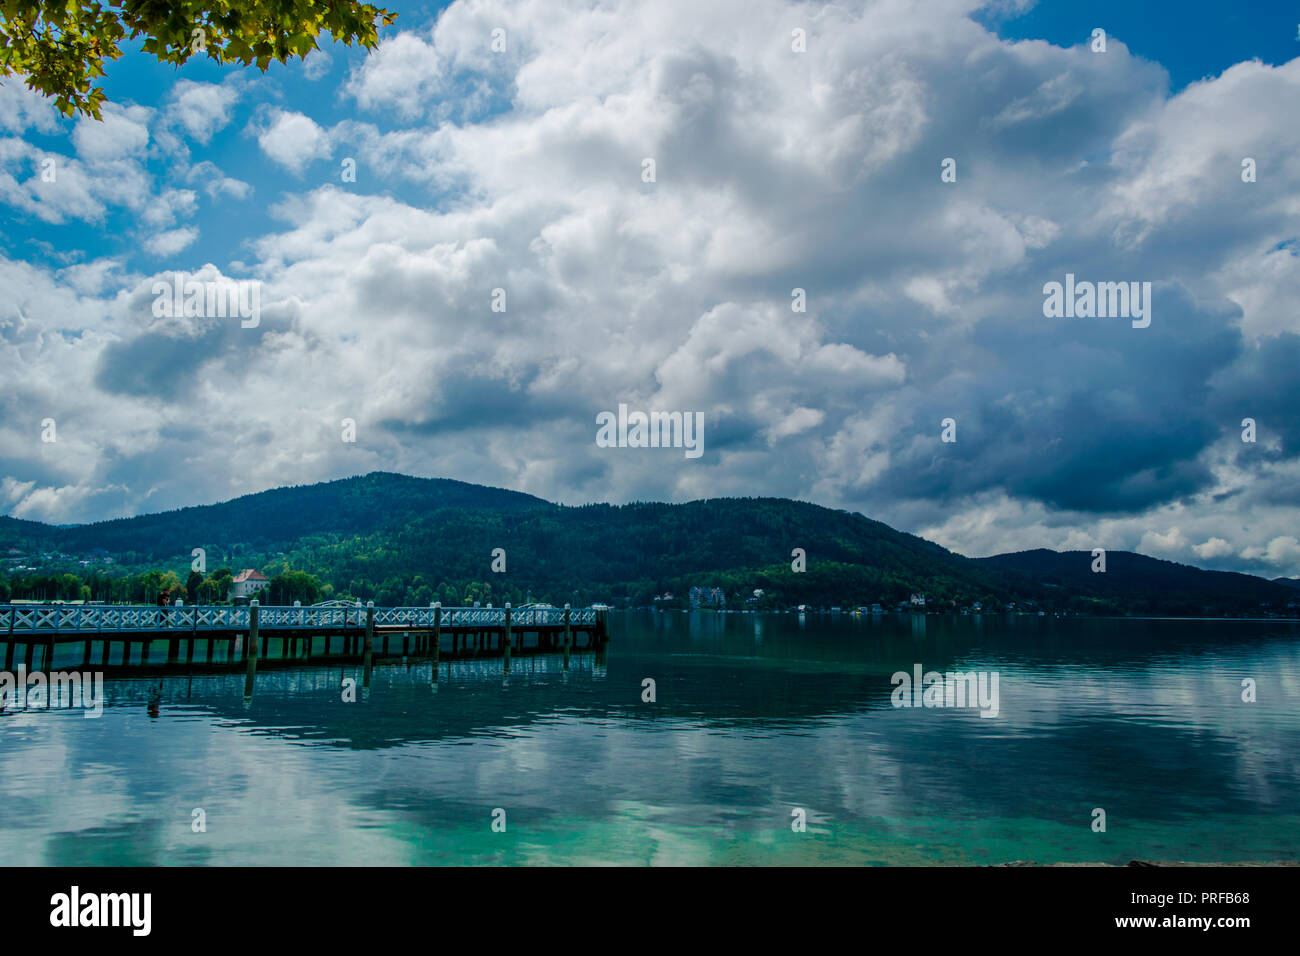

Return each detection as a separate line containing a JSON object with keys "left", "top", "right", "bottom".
{"left": 1, "top": 611, "right": 1297, "bottom": 865}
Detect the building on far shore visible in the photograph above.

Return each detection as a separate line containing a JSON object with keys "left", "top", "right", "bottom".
{"left": 689, "top": 586, "right": 726, "bottom": 609}
{"left": 229, "top": 569, "right": 269, "bottom": 602}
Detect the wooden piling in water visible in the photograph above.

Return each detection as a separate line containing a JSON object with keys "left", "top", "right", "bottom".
{"left": 432, "top": 603, "right": 441, "bottom": 680}
{"left": 243, "top": 601, "right": 260, "bottom": 697}
{"left": 564, "top": 603, "right": 573, "bottom": 669}
{"left": 503, "top": 604, "right": 512, "bottom": 669}
{"left": 364, "top": 601, "right": 374, "bottom": 670}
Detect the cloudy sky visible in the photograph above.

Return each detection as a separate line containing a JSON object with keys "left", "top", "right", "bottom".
{"left": 1, "top": 0, "right": 1298, "bottom": 578}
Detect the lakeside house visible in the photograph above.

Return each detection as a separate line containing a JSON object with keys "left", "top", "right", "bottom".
{"left": 689, "top": 586, "right": 726, "bottom": 609}
{"left": 229, "top": 569, "right": 269, "bottom": 602}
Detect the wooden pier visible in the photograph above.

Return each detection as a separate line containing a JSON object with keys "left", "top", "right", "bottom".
{"left": 0, "top": 601, "right": 609, "bottom": 677}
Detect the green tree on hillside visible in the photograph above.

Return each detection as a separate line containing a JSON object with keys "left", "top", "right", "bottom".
{"left": 462, "top": 581, "right": 492, "bottom": 605}
{"left": 268, "top": 570, "right": 323, "bottom": 605}
{"left": 206, "top": 567, "right": 234, "bottom": 603}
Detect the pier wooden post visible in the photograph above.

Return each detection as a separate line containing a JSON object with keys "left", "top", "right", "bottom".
{"left": 243, "top": 601, "right": 260, "bottom": 698}
{"left": 432, "top": 603, "right": 441, "bottom": 680}
{"left": 363, "top": 601, "right": 375, "bottom": 681}
{"left": 563, "top": 604, "right": 572, "bottom": 669}
{"left": 503, "top": 604, "right": 512, "bottom": 669}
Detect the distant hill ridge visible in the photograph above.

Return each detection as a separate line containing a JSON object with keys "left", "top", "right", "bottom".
{"left": 1, "top": 473, "right": 547, "bottom": 554}
{"left": 1, "top": 472, "right": 1294, "bottom": 616}
{"left": 976, "top": 549, "right": 1289, "bottom": 610}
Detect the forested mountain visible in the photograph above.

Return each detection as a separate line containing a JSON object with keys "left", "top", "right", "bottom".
{"left": 2, "top": 473, "right": 547, "bottom": 559}
{"left": 976, "top": 549, "right": 1293, "bottom": 617}
{"left": 1, "top": 472, "right": 1295, "bottom": 616}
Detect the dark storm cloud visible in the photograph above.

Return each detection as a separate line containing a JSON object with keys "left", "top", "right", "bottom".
{"left": 92, "top": 278, "right": 289, "bottom": 401}
{"left": 1211, "top": 331, "right": 1300, "bottom": 461}
{"left": 863, "top": 285, "right": 1241, "bottom": 513}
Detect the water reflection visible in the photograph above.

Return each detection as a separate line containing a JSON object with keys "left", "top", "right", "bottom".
{"left": 1, "top": 612, "right": 1297, "bottom": 866}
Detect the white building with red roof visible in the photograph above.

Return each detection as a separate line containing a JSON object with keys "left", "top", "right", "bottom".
{"left": 229, "top": 569, "right": 269, "bottom": 602}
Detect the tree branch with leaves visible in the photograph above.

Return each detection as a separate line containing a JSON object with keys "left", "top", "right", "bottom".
{"left": 0, "top": 0, "right": 397, "bottom": 119}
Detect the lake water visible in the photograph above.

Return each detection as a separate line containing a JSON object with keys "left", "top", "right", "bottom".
{"left": 2, "top": 611, "right": 1298, "bottom": 865}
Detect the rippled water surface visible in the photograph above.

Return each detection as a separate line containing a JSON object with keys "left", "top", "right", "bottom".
{"left": 1, "top": 611, "right": 1297, "bottom": 865}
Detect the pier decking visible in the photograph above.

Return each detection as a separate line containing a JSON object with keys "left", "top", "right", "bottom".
{"left": 0, "top": 601, "right": 609, "bottom": 676}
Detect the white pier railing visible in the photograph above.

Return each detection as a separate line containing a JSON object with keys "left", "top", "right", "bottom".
{"left": 0, "top": 603, "right": 599, "bottom": 635}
